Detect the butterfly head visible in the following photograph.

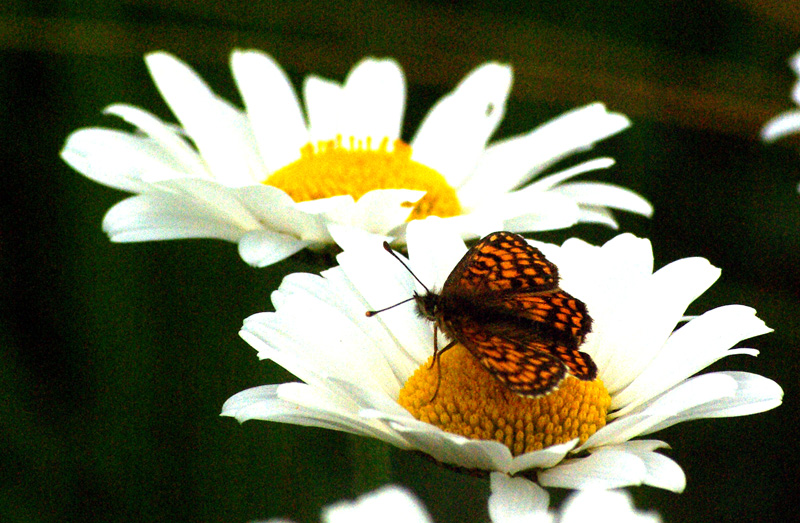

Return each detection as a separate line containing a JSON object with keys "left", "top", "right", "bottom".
{"left": 413, "top": 290, "right": 441, "bottom": 322}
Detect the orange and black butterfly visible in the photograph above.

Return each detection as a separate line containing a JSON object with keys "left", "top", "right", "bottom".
{"left": 367, "top": 231, "right": 596, "bottom": 396}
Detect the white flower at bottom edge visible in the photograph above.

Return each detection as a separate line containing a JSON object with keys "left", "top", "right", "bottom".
{"left": 255, "top": 475, "right": 660, "bottom": 523}
{"left": 221, "top": 219, "right": 783, "bottom": 492}
{"left": 61, "top": 50, "right": 651, "bottom": 267}
{"left": 489, "top": 473, "right": 662, "bottom": 523}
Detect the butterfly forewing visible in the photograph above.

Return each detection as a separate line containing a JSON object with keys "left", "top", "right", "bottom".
{"left": 442, "top": 232, "right": 559, "bottom": 295}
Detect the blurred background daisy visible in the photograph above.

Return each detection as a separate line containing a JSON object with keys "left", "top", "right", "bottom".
{"left": 1, "top": 1, "right": 799, "bottom": 523}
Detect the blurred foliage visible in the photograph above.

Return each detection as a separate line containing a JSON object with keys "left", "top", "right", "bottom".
{"left": 1, "top": 1, "right": 798, "bottom": 522}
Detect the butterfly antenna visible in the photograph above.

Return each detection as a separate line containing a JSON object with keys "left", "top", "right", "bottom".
{"left": 380, "top": 242, "right": 430, "bottom": 293}
{"left": 365, "top": 296, "right": 415, "bottom": 317}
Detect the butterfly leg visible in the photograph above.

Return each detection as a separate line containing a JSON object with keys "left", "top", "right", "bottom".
{"left": 428, "top": 325, "right": 458, "bottom": 403}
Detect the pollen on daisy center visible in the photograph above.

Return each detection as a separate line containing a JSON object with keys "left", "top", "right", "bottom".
{"left": 265, "top": 136, "right": 462, "bottom": 220}
{"left": 398, "top": 345, "right": 611, "bottom": 456}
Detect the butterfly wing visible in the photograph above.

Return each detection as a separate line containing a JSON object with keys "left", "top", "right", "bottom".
{"left": 442, "top": 231, "right": 559, "bottom": 296}
{"left": 489, "top": 290, "right": 593, "bottom": 346}
{"left": 450, "top": 314, "right": 568, "bottom": 395}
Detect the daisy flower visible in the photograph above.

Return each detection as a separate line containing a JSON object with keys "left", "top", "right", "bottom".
{"left": 489, "top": 473, "right": 662, "bottom": 523}
{"left": 260, "top": 476, "right": 661, "bottom": 523}
{"left": 261, "top": 485, "right": 434, "bottom": 523}
{"left": 61, "top": 50, "right": 651, "bottom": 267}
{"left": 221, "top": 220, "right": 782, "bottom": 490}
{"left": 761, "top": 49, "right": 800, "bottom": 143}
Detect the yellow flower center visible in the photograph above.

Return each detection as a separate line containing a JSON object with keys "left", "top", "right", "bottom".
{"left": 265, "top": 136, "right": 462, "bottom": 221}
{"left": 398, "top": 345, "right": 611, "bottom": 456}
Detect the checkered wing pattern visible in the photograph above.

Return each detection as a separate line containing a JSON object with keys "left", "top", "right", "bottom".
{"left": 436, "top": 231, "right": 597, "bottom": 393}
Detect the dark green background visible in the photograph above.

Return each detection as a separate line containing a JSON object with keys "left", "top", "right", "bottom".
{"left": 1, "top": 1, "right": 798, "bottom": 521}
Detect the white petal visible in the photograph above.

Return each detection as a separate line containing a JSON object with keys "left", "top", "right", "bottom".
{"left": 761, "top": 110, "right": 800, "bottom": 142}
{"left": 575, "top": 206, "right": 619, "bottom": 228}
{"left": 538, "top": 448, "right": 648, "bottom": 490}
{"left": 350, "top": 189, "right": 424, "bottom": 234}
{"left": 411, "top": 63, "right": 511, "bottom": 188}
{"left": 406, "top": 217, "right": 469, "bottom": 289}
{"left": 232, "top": 184, "right": 339, "bottom": 243}
{"left": 333, "top": 227, "right": 432, "bottom": 365}
{"left": 304, "top": 75, "right": 343, "bottom": 143}
{"left": 231, "top": 50, "right": 308, "bottom": 172}
{"left": 640, "top": 372, "right": 784, "bottom": 434}
{"left": 616, "top": 441, "right": 685, "bottom": 493}
{"left": 323, "top": 486, "right": 433, "bottom": 523}
{"left": 552, "top": 181, "right": 653, "bottom": 217}
{"left": 338, "top": 58, "right": 406, "bottom": 143}
{"left": 366, "top": 411, "right": 514, "bottom": 472}
{"left": 559, "top": 489, "right": 662, "bottom": 523}
{"left": 589, "top": 373, "right": 738, "bottom": 448}
{"left": 594, "top": 257, "right": 722, "bottom": 394}
{"left": 497, "top": 192, "right": 583, "bottom": 232}
{"left": 242, "top": 291, "right": 405, "bottom": 399}
{"left": 102, "top": 193, "right": 247, "bottom": 242}
{"left": 540, "top": 443, "right": 683, "bottom": 492}
{"left": 221, "top": 384, "right": 409, "bottom": 448}
{"left": 526, "top": 158, "right": 617, "bottom": 193}
{"left": 61, "top": 129, "right": 195, "bottom": 192}
{"left": 488, "top": 473, "right": 551, "bottom": 523}
{"left": 613, "top": 305, "right": 771, "bottom": 413}
{"left": 458, "top": 103, "right": 630, "bottom": 201}
{"left": 238, "top": 229, "right": 310, "bottom": 267}
{"left": 508, "top": 440, "right": 577, "bottom": 475}
{"left": 145, "top": 51, "right": 265, "bottom": 185}
{"left": 103, "top": 104, "right": 208, "bottom": 175}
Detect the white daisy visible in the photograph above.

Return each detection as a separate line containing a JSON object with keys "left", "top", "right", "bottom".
{"left": 257, "top": 485, "right": 433, "bottom": 523}
{"left": 762, "top": 49, "right": 800, "bottom": 143}
{"left": 258, "top": 476, "right": 661, "bottom": 523}
{"left": 61, "top": 50, "right": 651, "bottom": 267}
{"left": 221, "top": 220, "right": 782, "bottom": 490}
{"left": 489, "top": 473, "right": 662, "bottom": 523}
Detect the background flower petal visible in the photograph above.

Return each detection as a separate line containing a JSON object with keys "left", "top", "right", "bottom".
{"left": 411, "top": 62, "right": 511, "bottom": 189}
{"left": 231, "top": 50, "right": 309, "bottom": 173}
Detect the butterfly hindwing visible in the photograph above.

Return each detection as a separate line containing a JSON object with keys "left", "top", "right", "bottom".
{"left": 449, "top": 314, "right": 568, "bottom": 395}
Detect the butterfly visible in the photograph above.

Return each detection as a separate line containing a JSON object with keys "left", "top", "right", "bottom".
{"left": 367, "top": 231, "right": 597, "bottom": 396}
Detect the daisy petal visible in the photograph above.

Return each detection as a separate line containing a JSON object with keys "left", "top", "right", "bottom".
{"left": 411, "top": 63, "right": 511, "bottom": 188}
{"left": 576, "top": 206, "right": 619, "bottom": 228}
{"left": 102, "top": 193, "right": 247, "bottom": 242}
{"left": 103, "top": 104, "right": 208, "bottom": 175}
{"left": 488, "top": 473, "right": 550, "bottom": 523}
{"left": 537, "top": 447, "right": 648, "bottom": 490}
{"left": 231, "top": 50, "right": 308, "bottom": 172}
{"left": 613, "top": 305, "right": 771, "bottom": 413}
{"left": 145, "top": 52, "right": 264, "bottom": 185}
{"left": 350, "top": 189, "right": 424, "bottom": 234}
{"left": 559, "top": 489, "right": 662, "bottom": 522}
{"left": 61, "top": 129, "right": 192, "bottom": 192}
{"left": 552, "top": 181, "right": 654, "bottom": 217}
{"left": 761, "top": 110, "right": 800, "bottom": 141}
{"left": 304, "top": 75, "right": 343, "bottom": 143}
{"left": 640, "top": 371, "right": 784, "bottom": 434}
{"left": 238, "top": 230, "right": 310, "bottom": 267}
{"left": 459, "top": 103, "right": 630, "bottom": 202}
{"left": 323, "top": 486, "right": 433, "bottom": 523}
{"left": 591, "top": 373, "right": 739, "bottom": 447}
{"left": 339, "top": 58, "right": 406, "bottom": 143}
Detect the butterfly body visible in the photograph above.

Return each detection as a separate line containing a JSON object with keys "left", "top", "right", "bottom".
{"left": 415, "top": 231, "right": 597, "bottom": 396}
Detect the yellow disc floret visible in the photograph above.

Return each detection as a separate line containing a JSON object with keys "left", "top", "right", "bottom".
{"left": 398, "top": 345, "right": 611, "bottom": 456}
{"left": 265, "top": 136, "right": 462, "bottom": 220}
